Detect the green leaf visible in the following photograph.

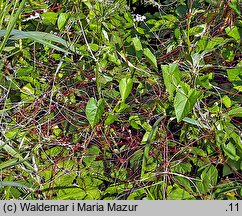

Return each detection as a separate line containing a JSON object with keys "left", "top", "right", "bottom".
{"left": 104, "top": 113, "right": 119, "bottom": 126}
{"left": 41, "top": 12, "right": 58, "bottom": 25}
{"left": 227, "top": 67, "right": 242, "bottom": 89}
{"left": 52, "top": 126, "right": 62, "bottom": 137}
{"left": 222, "top": 95, "right": 232, "bottom": 108}
{"left": 228, "top": 0, "right": 241, "bottom": 15}
{"left": 141, "top": 116, "right": 165, "bottom": 178}
{"left": 222, "top": 143, "right": 240, "bottom": 161}
{"left": 20, "top": 83, "right": 35, "bottom": 102}
{"left": 161, "top": 63, "right": 181, "bottom": 96}
{"left": 172, "top": 162, "right": 192, "bottom": 174}
{"left": 114, "top": 102, "right": 130, "bottom": 113}
{"left": 0, "top": 181, "right": 30, "bottom": 190}
{"left": 111, "top": 33, "right": 122, "bottom": 48}
{"left": 183, "top": 117, "right": 208, "bottom": 129}
{"left": 197, "top": 165, "right": 218, "bottom": 194}
{"left": 90, "top": 43, "right": 99, "bottom": 52}
{"left": 85, "top": 98, "right": 105, "bottom": 127}
{"left": 203, "top": 165, "right": 218, "bottom": 186}
{"left": 21, "top": 83, "right": 34, "bottom": 95}
{"left": 190, "top": 147, "right": 207, "bottom": 157}
{"left": 228, "top": 107, "right": 242, "bottom": 117}
{"left": 225, "top": 26, "right": 241, "bottom": 41}
{"left": 119, "top": 77, "right": 133, "bottom": 102}
{"left": 143, "top": 48, "right": 157, "bottom": 69}
{"left": 0, "top": 158, "right": 20, "bottom": 170}
{"left": 128, "top": 188, "right": 145, "bottom": 200}
{"left": 132, "top": 36, "right": 142, "bottom": 52}
{"left": 57, "top": 188, "right": 86, "bottom": 200}
{"left": 174, "top": 176, "right": 194, "bottom": 194}
{"left": 0, "top": 142, "right": 35, "bottom": 171}
{"left": 0, "top": 30, "right": 72, "bottom": 53}
{"left": 132, "top": 36, "right": 143, "bottom": 59}
{"left": 176, "top": 4, "right": 187, "bottom": 18}
{"left": 167, "top": 185, "right": 195, "bottom": 200}
{"left": 0, "top": 0, "right": 27, "bottom": 54}
{"left": 57, "top": 13, "right": 70, "bottom": 30}
{"left": 136, "top": 26, "right": 145, "bottom": 34}
{"left": 129, "top": 115, "right": 142, "bottom": 129}
{"left": 174, "top": 85, "right": 201, "bottom": 122}
{"left": 207, "top": 37, "right": 224, "bottom": 50}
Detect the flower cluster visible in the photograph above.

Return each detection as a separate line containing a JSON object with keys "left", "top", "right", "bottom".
{"left": 133, "top": 14, "right": 146, "bottom": 22}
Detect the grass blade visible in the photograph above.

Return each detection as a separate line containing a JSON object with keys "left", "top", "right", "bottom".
{"left": 0, "top": 0, "right": 27, "bottom": 54}
{"left": 141, "top": 115, "right": 165, "bottom": 179}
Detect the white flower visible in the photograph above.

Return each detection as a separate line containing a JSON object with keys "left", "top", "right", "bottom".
{"left": 141, "top": 15, "right": 146, "bottom": 21}
{"left": 133, "top": 14, "right": 146, "bottom": 22}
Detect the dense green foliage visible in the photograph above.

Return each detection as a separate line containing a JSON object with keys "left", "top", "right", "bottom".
{"left": 0, "top": 0, "right": 241, "bottom": 200}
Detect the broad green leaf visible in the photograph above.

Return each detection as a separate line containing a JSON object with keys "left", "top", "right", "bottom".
{"left": 21, "top": 83, "right": 35, "bottom": 102}
{"left": 143, "top": 48, "right": 157, "bottom": 69}
{"left": 196, "top": 35, "right": 209, "bottom": 52}
{"left": 104, "top": 113, "right": 119, "bottom": 126}
{"left": 90, "top": 43, "right": 99, "bottom": 52}
{"left": 174, "top": 176, "right": 194, "bottom": 194}
{"left": 114, "top": 102, "right": 130, "bottom": 113}
{"left": 183, "top": 117, "right": 208, "bottom": 128}
{"left": 172, "top": 162, "right": 192, "bottom": 174}
{"left": 129, "top": 115, "right": 142, "bottom": 129}
{"left": 174, "top": 85, "right": 201, "bottom": 122}
{"left": 57, "top": 13, "right": 69, "bottom": 30}
{"left": 234, "top": 86, "right": 242, "bottom": 92}
{"left": 45, "top": 146, "right": 63, "bottom": 157}
{"left": 161, "top": 63, "right": 181, "bottom": 96}
{"left": 85, "top": 188, "right": 101, "bottom": 199}
{"left": 167, "top": 185, "right": 195, "bottom": 200}
{"left": 225, "top": 26, "right": 241, "bottom": 41}
{"left": 111, "top": 33, "right": 122, "bottom": 48}
{"left": 136, "top": 26, "right": 145, "bottom": 34}
{"left": 119, "top": 77, "right": 133, "bottom": 102}
{"left": 85, "top": 98, "right": 105, "bottom": 127}
{"left": 132, "top": 36, "right": 142, "bottom": 59}
{"left": 174, "top": 28, "right": 181, "bottom": 40}
{"left": 222, "top": 143, "right": 240, "bottom": 161}
{"left": 189, "top": 24, "right": 206, "bottom": 36}
{"left": 56, "top": 172, "right": 76, "bottom": 186}
{"left": 128, "top": 188, "right": 145, "bottom": 200}
{"left": 57, "top": 188, "right": 86, "bottom": 200}
{"left": 228, "top": 107, "right": 242, "bottom": 117}
{"left": 207, "top": 37, "right": 224, "bottom": 50}
{"left": 201, "top": 165, "right": 218, "bottom": 186}
{"left": 52, "top": 126, "right": 62, "bottom": 137}
{"left": 175, "top": 4, "right": 187, "bottom": 18}
{"left": 197, "top": 165, "right": 218, "bottom": 194}
{"left": 227, "top": 67, "right": 242, "bottom": 90}
{"left": 21, "top": 83, "right": 34, "bottom": 95}
{"left": 132, "top": 36, "right": 142, "bottom": 52}
{"left": 222, "top": 95, "right": 232, "bottom": 108}
{"left": 223, "top": 163, "right": 233, "bottom": 177}
{"left": 190, "top": 147, "right": 207, "bottom": 157}
{"left": 41, "top": 12, "right": 58, "bottom": 25}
